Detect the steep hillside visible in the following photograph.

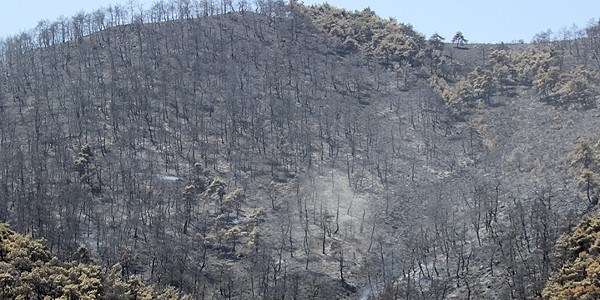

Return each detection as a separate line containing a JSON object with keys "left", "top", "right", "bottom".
{"left": 0, "top": 1, "right": 599, "bottom": 299}
{"left": 422, "top": 38, "right": 600, "bottom": 299}
{"left": 0, "top": 3, "right": 461, "bottom": 298}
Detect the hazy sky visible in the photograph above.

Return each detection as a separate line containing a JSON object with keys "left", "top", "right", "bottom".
{"left": 1, "top": 0, "right": 599, "bottom": 43}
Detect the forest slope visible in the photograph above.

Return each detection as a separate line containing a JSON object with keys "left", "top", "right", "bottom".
{"left": 0, "top": 1, "right": 599, "bottom": 299}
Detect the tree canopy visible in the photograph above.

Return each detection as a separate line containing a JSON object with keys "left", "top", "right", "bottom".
{"left": 304, "top": 4, "right": 426, "bottom": 67}
{"left": 544, "top": 214, "right": 600, "bottom": 299}
{"left": 0, "top": 223, "right": 188, "bottom": 299}
{"left": 451, "top": 31, "right": 468, "bottom": 47}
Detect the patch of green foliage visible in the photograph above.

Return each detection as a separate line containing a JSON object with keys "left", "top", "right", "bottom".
{"left": 430, "top": 47, "right": 599, "bottom": 110}
{"left": 303, "top": 4, "right": 426, "bottom": 68}
{"left": 570, "top": 139, "right": 600, "bottom": 206}
{"left": 543, "top": 214, "right": 600, "bottom": 299}
{"left": 0, "top": 223, "right": 188, "bottom": 299}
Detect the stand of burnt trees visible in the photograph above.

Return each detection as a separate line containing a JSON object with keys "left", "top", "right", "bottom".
{"left": 0, "top": 1, "right": 597, "bottom": 299}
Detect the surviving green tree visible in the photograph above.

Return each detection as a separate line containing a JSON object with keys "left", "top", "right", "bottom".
{"left": 571, "top": 139, "right": 600, "bottom": 205}
{"left": 451, "top": 31, "right": 468, "bottom": 48}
